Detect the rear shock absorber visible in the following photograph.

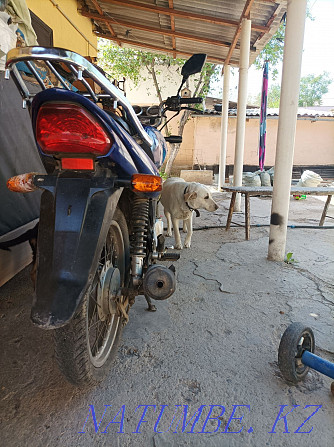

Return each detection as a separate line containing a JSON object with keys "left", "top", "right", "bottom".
{"left": 130, "top": 197, "right": 149, "bottom": 285}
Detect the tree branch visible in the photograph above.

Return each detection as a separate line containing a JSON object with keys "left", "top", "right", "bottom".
{"left": 150, "top": 60, "right": 163, "bottom": 104}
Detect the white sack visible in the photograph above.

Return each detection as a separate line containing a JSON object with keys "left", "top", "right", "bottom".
{"left": 298, "top": 170, "right": 323, "bottom": 187}
{"left": 242, "top": 172, "right": 261, "bottom": 187}
{"left": 0, "top": 12, "right": 16, "bottom": 71}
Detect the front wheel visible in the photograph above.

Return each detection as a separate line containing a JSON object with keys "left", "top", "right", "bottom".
{"left": 53, "top": 208, "right": 130, "bottom": 386}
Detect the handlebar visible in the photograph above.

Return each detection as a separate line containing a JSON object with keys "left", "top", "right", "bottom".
{"left": 179, "top": 97, "right": 203, "bottom": 104}
{"left": 164, "top": 95, "right": 203, "bottom": 111}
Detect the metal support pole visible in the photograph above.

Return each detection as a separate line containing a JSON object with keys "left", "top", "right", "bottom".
{"left": 218, "top": 64, "right": 230, "bottom": 190}
{"left": 268, "top": 0, "right": 307, "bottom": 261}
{"left": 233, "top": 18, "right": 251, "bottom": 211}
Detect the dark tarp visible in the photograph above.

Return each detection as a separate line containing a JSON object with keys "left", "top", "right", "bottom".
{"left": 0, "top": 72, "right": 45, "bottom": 236}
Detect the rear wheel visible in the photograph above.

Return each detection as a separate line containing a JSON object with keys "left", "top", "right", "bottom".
{"left": 53, "top": 208, "right": 130, "bottom": 385}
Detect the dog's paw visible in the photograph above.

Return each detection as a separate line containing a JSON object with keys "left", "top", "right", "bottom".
{"left": 166, "top": 231, "right": 172, "bottom": 237}
{"left": 174, "top": 243, "right": 182, "bottom": 250}
{"left": 182, "top": 228, "right": 187, "bottom": 233}
{"left": 184, "top": 241, "right": 191, "bottom": 248}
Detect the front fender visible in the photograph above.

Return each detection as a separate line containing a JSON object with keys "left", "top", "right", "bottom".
{"left": 32, "top": 175, "right": 122, "bottom": 328}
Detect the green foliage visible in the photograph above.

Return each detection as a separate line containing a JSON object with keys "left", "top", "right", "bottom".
{"left": 98, "top": 39, "right": 217, "bottom": 99}
{"left": 98, "top": 39, "right": 184, "bottom": 87}
{"left": 254, "top": 24, "right": 285, "bottom": 80}
{"left": 267, "top": 84, "right": 281, "bottom": 108}
{"left": 97, "top": 40, "right": 219, "bottom": 175}
{"left": 254, "top": 2, "right": 314, "bottom": 79}
{"left": 285, "top": 252, "right": 297, "bottom": 264}
{"left": 298, "top": 72, "right": 332, "bottom": 106}
{"left": 256, "top": 72, "right": 332, "bottom": 108}
{"left": 252, "top": 83, "right": 281, "bottom": 108}
{"left": 159, "top": 169, "right": 169, "bottom": 181}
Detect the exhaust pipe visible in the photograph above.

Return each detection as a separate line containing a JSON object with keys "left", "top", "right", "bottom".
{"left": 143, "top": 265, "right": 176, "bottom": 300}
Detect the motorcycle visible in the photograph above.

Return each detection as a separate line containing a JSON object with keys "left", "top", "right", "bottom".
{"left": 4, "top": 47, "right": 206, "bottom": 385}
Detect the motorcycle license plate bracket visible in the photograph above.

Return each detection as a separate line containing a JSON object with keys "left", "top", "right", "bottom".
{"left": 32, "top": 174, "right": 122, "bottom": 329}
{"left": 33, "top": 174, "right": 117, "bottom": 194}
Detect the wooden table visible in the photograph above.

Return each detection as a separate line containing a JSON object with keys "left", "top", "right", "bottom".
{"left": 222, "top": 186, "right": 334, "bottom": 240}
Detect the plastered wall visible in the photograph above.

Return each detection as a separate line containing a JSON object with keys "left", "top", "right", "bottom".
{"left": 27, "top": 0, "right": 97, "bottom": 57}
{"left": 174, "top": 115, "right": 334, "bottom": 169}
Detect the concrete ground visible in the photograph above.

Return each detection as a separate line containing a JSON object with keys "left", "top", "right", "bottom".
{"left": 0, "top": 191, "right": 333, "bottom": 447}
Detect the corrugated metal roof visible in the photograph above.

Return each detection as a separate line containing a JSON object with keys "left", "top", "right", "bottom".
{"left": 200, "top": 107, "right": 334, "bottom": 118}
{"left": 79, "top": 0, "right": 287, "bottom": 66}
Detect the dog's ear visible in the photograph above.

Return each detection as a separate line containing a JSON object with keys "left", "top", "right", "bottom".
{"left": 184, "top": 191, "right": 197, "bottom": 201}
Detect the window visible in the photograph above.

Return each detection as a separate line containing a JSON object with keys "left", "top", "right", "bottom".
{"left": 30, "top": 10, "right": 53, "bottom": 47}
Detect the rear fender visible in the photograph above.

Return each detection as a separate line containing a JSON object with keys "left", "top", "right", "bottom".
{"left": 32, "top": 175, "right": 122, "bottom": 328}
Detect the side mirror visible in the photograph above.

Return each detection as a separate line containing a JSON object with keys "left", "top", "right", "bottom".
{"left": 181, "top": 54, "right": 207, "bottom": 80}
{"left": 177, "top": 54, "right": 207, "bottom": 96}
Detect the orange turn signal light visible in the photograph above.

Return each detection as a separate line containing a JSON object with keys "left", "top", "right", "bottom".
{"left": 7, "top": 173, "right": 38, "bottom": 193}
{"left": 131, "top": 174, "right": 162, "bottom": 192}
{"left": 61, "top": 158, "right": 94, "bottom": 170}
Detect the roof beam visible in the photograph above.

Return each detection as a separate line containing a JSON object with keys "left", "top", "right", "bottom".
{"left": 257, "top": 3, "right": 282, "bottom": 41}
{"left": 224, "top": 0, "right": 256, "bottom": 68}
{"left": 94, "top": 31, "right": 239, "bottom": 65}
{"left": 90, "top": 0, "right": 121, "bottom": 45}
{"left": 82, "top": 10, "right": 233, "bottom": 49}
{"left": 96, "top": 0, "right": 269, "bottom": 33}
{"left": 168, "top": 0, "right": 176, "bottom": 58}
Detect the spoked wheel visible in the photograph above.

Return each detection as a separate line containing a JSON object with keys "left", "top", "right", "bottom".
{"left": 278, "top": 322, "right": 315, "bottom": 384}
{"left": 53, "top": 208, "right": 130, "bottom": 386}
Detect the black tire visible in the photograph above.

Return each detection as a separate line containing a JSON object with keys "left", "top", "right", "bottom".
{"left": 53, "top": 208, "right": 130, "bottom": 386}
{"left": 278, "top": 322, "right": 315, "bottom": 384}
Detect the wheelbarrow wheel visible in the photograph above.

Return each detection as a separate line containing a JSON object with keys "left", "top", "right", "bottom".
{"left": 278, "top": 322, "right": 315, "bottom": 384}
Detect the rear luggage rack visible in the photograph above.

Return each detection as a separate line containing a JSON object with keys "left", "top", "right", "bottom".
{"left": 5, "top": 46, "right": 153, "bottom": 148}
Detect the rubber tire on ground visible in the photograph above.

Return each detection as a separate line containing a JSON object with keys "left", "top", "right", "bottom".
{"left": 278, "top": 322, "right": 315, "bottom": 384}
{"left": 53, "top": 208, "right": 130, "bottom": 386}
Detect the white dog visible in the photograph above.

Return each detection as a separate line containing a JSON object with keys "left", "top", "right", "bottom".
{"left": 160, "top": 177, "right": 219, "bottom": 249}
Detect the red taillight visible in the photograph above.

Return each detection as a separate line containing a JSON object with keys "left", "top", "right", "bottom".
{"left": 36, "top": 103, "right": 112, "bottom": 155}
{"left": 61, "top": 158, "right": 94, "bottom": 170}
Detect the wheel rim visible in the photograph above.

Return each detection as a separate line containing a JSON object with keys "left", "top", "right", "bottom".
{"left": 87, "top": 220, "right": 125, "bottom": 368}
{"left": 295, "top": 331, "right": 314, "bottom": 378}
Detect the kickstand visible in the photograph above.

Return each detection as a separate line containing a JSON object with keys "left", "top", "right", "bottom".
{"left": 144, "top": 295, "right": 157, "bottom": 312}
